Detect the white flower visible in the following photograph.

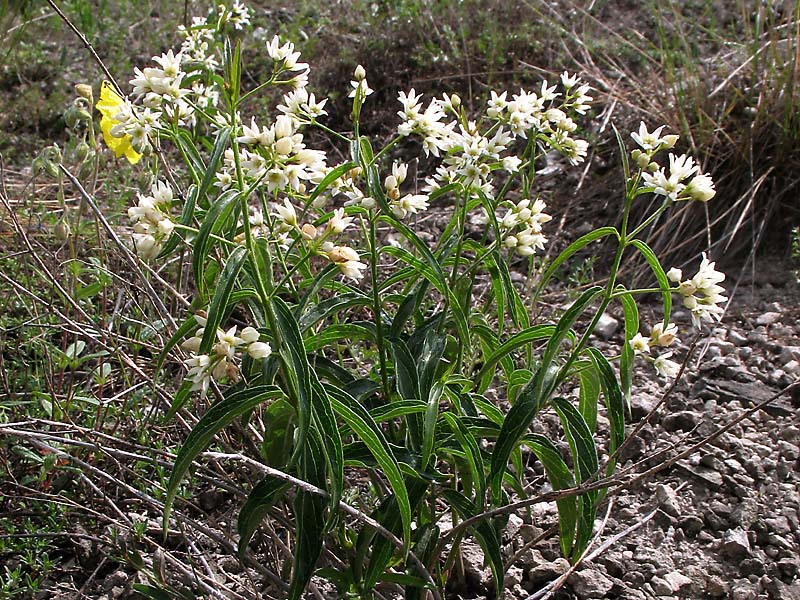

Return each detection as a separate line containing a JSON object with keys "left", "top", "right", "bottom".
{"left": 327, "top": 245, "right": 367, "bottom": 281}
{"left": 650, "top": 322, "right": 679, "bottom": 347}
{"left": 653, "top": 352, "right": 680, "bottom": 378}
{"left": 667, "top": 267, "right": 683, "bottom": 283}
{"left": 675, "top": 253, "right": 727, "bottom": 327}
{"left": 629, "top": 333, "right": 650, "bottom": 355}
{"left": 328, "top": 207, "right": 354, "bottom": 234}
{"left": 275, "top": 198, "right": 297, "bottom": 227}
{"left": 240, "top": 327, "right": 260, "bottom": 344}
{"left": 631, "top": 122, "right": 668, "bottom": 152}
{"left": 391, "top": 194, "right": 429, "bottom": 219}
{"left": 683, "top": 173, "right": 716, "bottom": 202}
{"left": 247, "top": 341, "right": 272, "bottom": 360}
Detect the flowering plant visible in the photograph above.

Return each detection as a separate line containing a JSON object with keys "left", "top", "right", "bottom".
{"left": 77, "top": 2, "right": 727, "bottom": 596}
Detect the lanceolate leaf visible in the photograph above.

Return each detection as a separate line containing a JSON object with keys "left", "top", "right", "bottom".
{"left": 489, "top": 286, "right": 604, "bottom": 501}
{"left": 629, "top": 239, "right": 672, "bottom": 328}
{"left": 617, "top": 287, "right": 639, "bottom": 408}
{"left": 520, "top": 434, "right": 577, "bottom": 557}
{"left": 237, "top": 476, "right": 290, "bottom": 556}
{"left": 575, "top": 360, "right": 601, "bottom": 432}
{"left": 443, "top": 412, "right": 486, "bottom": 504}
{"left": 585, "top": 347, "right": 625, "bottom": 468}
{"left": 535, "top": 228, "right": 619, "bottom": 299}
{"left": 199, "top": 245, "right": 247, "bottom": 354}
{"left": 289, "top": 430, "right": 327, "bottom": 600}
{"left": 475, "top": 325, "right": 560, "bottom": 387}
{"left": 192, "top": 188, "right": 240, "bottom": 298}
{"left": 327, "top": 385, "right": 412, "bottom": 550}
{"left": 163, "top": 385, "right": 285, "bottom": 537}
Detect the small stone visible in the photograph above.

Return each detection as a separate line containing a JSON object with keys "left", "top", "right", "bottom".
{"left": 706, "top": 575, "right": 729, "bottom": 597}
{"left": 680, "top": 515, "right": 705, "bottom": 536}
{"left": 506, "top": 513, "right": 524, "bottom": 538}
{"left": 650, "top": 575, "right": 673, "bottom": 596}
{"left": 784, "top": 360, "right": 800, "bottom": 375}
{"left": 714, "top": 340, "right": 736, "bottom": 355}
{"left": 721, "top": 528, "right": 752, "bottom": 559}
{"left": 663, "top": 571, "right": 693, "bottom": 593}
{"left": 527, "top": 558, "right": 570, "bottom": 587}
{"left": 569, "top": 568, "right": 615, "bottom": 598}
{"left": 655, "top": 484, "right": 681, "bottom": 517}
{"left": 662, "top": 410, "right": 700, "bottom": 432}
{"left": 779, "top": 346, "right": 800, "bottom": 365}
{"left": 732, "top": 581, "right": 758, "bottom": 600}
{"left": 729, "top": 329, "right": 748, "bottom": 346}
{"left": 756, "top": 312, "right": 782, "bottom": 326}
{"left": 594, "top": 313, "right": 619, "bottom": 340}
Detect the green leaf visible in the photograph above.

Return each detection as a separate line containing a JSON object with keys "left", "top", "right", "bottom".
{"left": 551, "top": 397, "right": 599, "bottom": 558}
{"left": 297, "top": 291, "right": 371, "bottom": 332}
{"left": 157, "top": 185, "right": 197, "bottom": 258}
{"left": 443, "top": 413, "right": 486, "bottom": 504}
{"left": 198, "top": 245, "right": 247, "bottom": 354}
{"left": 576, "top": 360, "right": 600, "bottom": 432}
{"left": 289, "top": 429, "right": 327, "bottom": 600}
{"left": 520, "top": 434, "right": 577, "bottom": 557}
{"left": 440, "top": 489, "right": 504, "bottom": 597}
{"left": 617, "top": 287, "right": 639, "bottom": 409}
{"left": 629, "top": 239, "right": 672, "bottom": 328}
{"left": 474, "top": 325, "right": 559, "bottom": 388}
{"left": 261, "top": 397, "right": 296, "bottom": 467}
{"left": 237, "top": 476, "right": 290, "bottom": 556}
{"left": 585, "top": 347, "right": 625, "bottom": 470}
{"left": 155, "top": 314, "right": 200, "bottom": 377}
{"left": 192, "top": 188, "right": 240, "bottom": 298}
{"left": 307, "top": 161, "right": 356, "bottom": 206}
{"left": 489, "top": 286, "right": 604, "bottom": 501}
{"left": 163, "top": 385, "right": 285, "bottom": 537}
{"left": 198, "top": 127, "right": 231, "bottom": 206}
{"left": 303, "top": 323, "right": 375, "bottom": 352}
{"left": 535, "top": 228, "right": 619, "bottom": 300}
{"left": 327, "top": 385, "right": 412, "bottom": 551}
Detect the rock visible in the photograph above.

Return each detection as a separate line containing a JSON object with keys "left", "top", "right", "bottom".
{"left": 655, "top": 484, "right": 681, "bottom": 517}
{"left": 756, "top": 312, "right": 782, "bottom": 326}
{"left": 765, "top": 579, "right": 800, "bottom": 600}
{"left": 569, "top": 568, "right": 615, "bottom": 598}
{"left": 721, "top": 528, "right": 752, "bottom": 559}
{"left": 504, "top": 566, "right": 524, "bottom": 589}
{"left": 594, "top": 313, "right": 619, "bottom": 340}
{"left": 779, "top": 346, "right": 800, "bottom": 365}
{"left": 732, "top": 581, "right": 758, "bottom": 600}
{"left": 506, "top": 513, "right": 524, "bottom": 538}
{"left": 783, "top": 360, "right": 800, "bottom": 375}
{"left": 650, "top": 575, "right": 673, "bottom": 595}
{"left": 527, "top": 558, "right": 570, "bottom": 587}
{"left": 662, "top": 571, "right": 693, "bottom": 593}
{"left": 706, "top": 574, "right": 729, "bottom": 597}
{"left": 662, "top": 410, "right": 700, "bottom": 432}
{"left": 729, "top": 329, "right": 748, "bottom": 346}
{"left": 679, "top": 515, "right": 705, "bottom": 536}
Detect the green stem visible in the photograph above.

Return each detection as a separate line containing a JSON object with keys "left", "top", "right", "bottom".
{"left": 368, "top": 214, "right": 391, "bottom": 402}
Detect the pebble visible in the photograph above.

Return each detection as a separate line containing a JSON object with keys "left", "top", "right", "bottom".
{"left": 662, "top": 570, "right": 693, "bottom": 593}
{"left": 720, "top": 528, "right": 752, "bottom": 558}
{"left": 568, "top": 568, "right": 615, "bottom": 598}
{"left": 594, "top": 313, "right": 619, "bottom": 340}
{"left": 729, "top": 329, "right": 748, "bottom": 346}
{"left": 756, "top": 312, "right": 782, "bottom": 326}
{"left": 655, "top": 484, "right": 681, "bottom": 517}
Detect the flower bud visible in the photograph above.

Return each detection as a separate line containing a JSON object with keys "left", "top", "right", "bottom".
{"left": 636, "top": 153, "right": 650, "bottom": 169}
{"left": 74, "top": 141, "right": 91, "bottom": 162}
{"left": 55, "top": 221, "right": 71, "bottom": 241}
{"left": 301, "top": 223, "right": 318, "bottom": 240}
{"left": 450, "top": 93, "right": 461, "bottom": 108}
{"left": 75, "top": 84, "right": 93, "bottom": 101}
{"left": 353, "top": 64, "right": 366, "bottom": 81}
{"left": 661, "top": 134, "right": 679, "bottom": 149}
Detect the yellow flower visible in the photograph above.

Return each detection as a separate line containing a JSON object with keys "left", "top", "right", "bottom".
{"left": 96, "top": 81, "right": 142, "bottom": 165}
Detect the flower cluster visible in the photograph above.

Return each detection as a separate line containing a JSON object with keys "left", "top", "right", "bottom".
{"left": 183, "top": 317, "right": 271, "bottom": 396}
{"left": 631, "top": 123, "right": 716, "bottom": 202}
{"left": 128, "top": 181, "right": 174, "bottom": 259}
{"left": 669, "top": 253, "right": 727, "bottom": 326}
{"left": 499, "top": 197, "right": 552, "bottom": 257}
{"left": 392, "top": 73, "right": 590, "bottom": 216}
{"left": 630, "top": 322, "right": 681, "bottom": 378}
{"left": 385, "top": 161, "right": 429, "bottom": 220}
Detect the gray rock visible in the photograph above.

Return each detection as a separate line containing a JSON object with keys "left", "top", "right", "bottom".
{"left": 569, "top": 568, "right": 615, "bottom": 598}
{"left": 663, "top": 571, "right": 693, "bottom": 593}
{"left": 655, "top": 484, "right": 681, "bottom": 518}
{"left": 732, "top": 581, "right": 758, "bottom": 600}
{"left": 662, "top": 410, "right": 700, "bottom": 432}
{"left": 729, "top": 329, "right": 748, "bottom": 346}
{"left": 706, "top": 574, "right": 729, "bottom": 598}
{"left": 650, "top": 575, "right": 673, "bottom": 596}
{"left": 594, "top": 313, "right": 619, "bottom": 340}
{"left": 779, "top": 346, "right": 800, "bottom": 365}
{"left": 783, "top": 360, "right": 800, "bottom": 375}
{"left": 527, "top": 558, "right": 570, "bottom": 587}
{"left": 756, "top": 312, "right": 782, "bottom": 326}
{"left": 721, "top": 528, "right": 752, "bottom": 559}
